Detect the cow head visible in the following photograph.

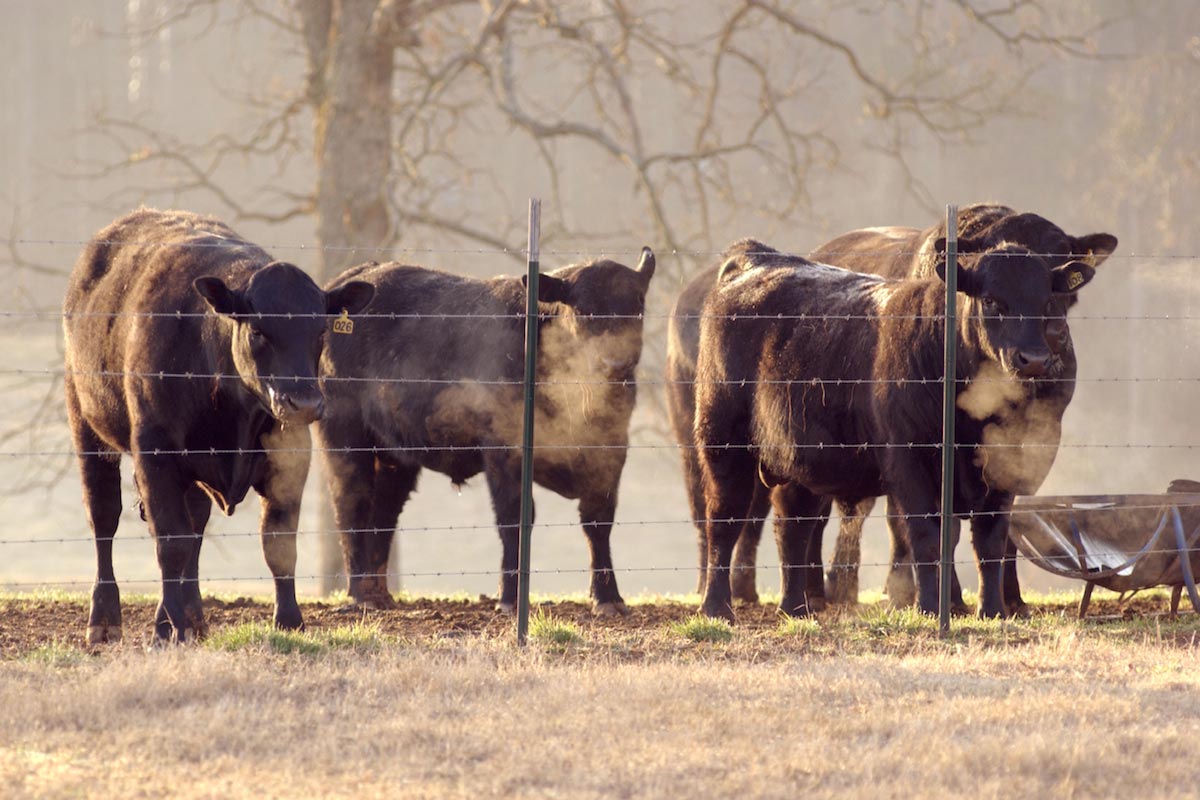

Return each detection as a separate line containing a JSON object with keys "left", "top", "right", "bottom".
{"left": 522, "top": 247, "right": 655, "bottom": 381}
{"left": 937, "top": 245, "right": 1094, "bottom": 380}
{"left": 194, "top": 262, "right": 374, "bottom": 425}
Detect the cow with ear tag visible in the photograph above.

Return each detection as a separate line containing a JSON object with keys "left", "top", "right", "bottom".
{"left": 64, "top": 208, "right": 373, "bottom": 643}
{"left": 692, "top": 238, "right": 1095, "bottom": 621}
{"left": 318, "top": 248, "right": 655, "bottom": 617}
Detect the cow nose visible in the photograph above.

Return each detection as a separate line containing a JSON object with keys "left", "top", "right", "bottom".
{"left": 279, "top": 392, "right": 325, "bottom": 423}
{"left": 1013, "top": 350, "right": 1050, "bottom": 378}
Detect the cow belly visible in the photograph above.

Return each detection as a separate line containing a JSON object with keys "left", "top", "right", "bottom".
{"left": 780, "top": 449, "right": 882, "bottom": 499}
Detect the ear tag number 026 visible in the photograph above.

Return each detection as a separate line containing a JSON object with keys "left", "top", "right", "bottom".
{"left": 333, "top": 308, "right": 354, "bottom": 335}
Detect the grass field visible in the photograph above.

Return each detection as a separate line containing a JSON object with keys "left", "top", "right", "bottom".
{"left": 3, "top": 590, "right": 1200, "bottom": 799}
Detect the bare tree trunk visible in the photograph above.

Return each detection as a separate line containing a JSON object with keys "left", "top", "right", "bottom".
{"left": 301, "top": 0, "right": 396, "bottom": 594}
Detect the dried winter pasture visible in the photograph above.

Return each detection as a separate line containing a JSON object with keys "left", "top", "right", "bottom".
{"left": 2, "top": 591, "right": 1200, "bottom": 799}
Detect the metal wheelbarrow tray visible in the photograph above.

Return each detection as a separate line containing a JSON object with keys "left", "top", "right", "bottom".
{"left": 1009, "top": 491, "right": 1200, "bottom": 618}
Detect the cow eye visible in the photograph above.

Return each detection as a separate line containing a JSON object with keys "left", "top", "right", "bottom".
{"left": 982, "top": 297, "right": 1003, "bottom": 317}
{"left": 249, "top": 325, "right": 266, "bottom": 342}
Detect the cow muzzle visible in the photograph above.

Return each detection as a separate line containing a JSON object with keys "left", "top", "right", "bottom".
{"left": 270, "top": 387, "right": 325, "bottom": 425}
{"left": 1011, "top": 349, "right": 1052, "bottom": 379}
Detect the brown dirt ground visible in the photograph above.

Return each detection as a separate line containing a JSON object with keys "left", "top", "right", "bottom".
{"left": 1, "top": 590, "right": 1191, "bottom": 658}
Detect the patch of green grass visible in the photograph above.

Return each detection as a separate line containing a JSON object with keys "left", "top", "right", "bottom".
{"left": 854, "top": 604, "right": 938, "bottom": 638}
{"left": 23, "top": 641, "right": 88, "bottom": 668}
{"left": 777, "top": 616, "right": 821, "bottom": 637}
{"left": 669, "top": 614, "right": 734, "bottom": 643}
{"left": 204, "top": 622, "right": 388, "bottom": 656}
{"left": 528, "top": 611, "right": 583, "bottom": 647}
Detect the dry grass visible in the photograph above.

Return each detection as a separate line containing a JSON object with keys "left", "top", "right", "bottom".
{"left": 3, "top": 595, "right": 1200, "bottom": 799}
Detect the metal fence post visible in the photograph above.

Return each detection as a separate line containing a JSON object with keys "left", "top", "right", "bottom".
{"left": 939, "top": 204, "right": 958, "bottom": 634}
{"left": 516, "top": 198, "right": 541, "bottom": 646}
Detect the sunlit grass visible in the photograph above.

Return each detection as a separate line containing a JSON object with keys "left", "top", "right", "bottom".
{"left": 205, "top": 622, "right": 388, "bottom": 656}
{"left": 21, "top": 641, "right": 88, "bottom": 668}
{"left": 669, "top": 614, "right": 734, "bottom": 643}
{"left": 528, "top": 611, "right": 583, "bottom": 647}
{"left": 776, "top": 615, "right": 821, "bottom": 637}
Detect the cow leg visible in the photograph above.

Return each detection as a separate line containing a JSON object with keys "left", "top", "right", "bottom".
{"left": 827, "top": 497, "right": 874, "bottom": 606}
{"left": 887, "top": 483, "right": 946, "bottom": 616}
{"left": 1001, "top": 534, "right": 1028, "bottom": 618}
{"left": 883, "top": 497, "right": 917, "bottom": 607}
{"left": 256, "top": 424, "right": 313, "bottom": 632}
{"left": 316, "top": 417, "right": 383, "bottom": 606}
{"left": 580, "top": 495, "right": 627, "bottom": 616}
{"left": 68, "top": 396, "right": 124, "bottom": 645}
{"left": 969, "top": 492, "right": 1012, "bottom": 619}
{"left": 731, "top": 482, "right": 770, "bottom": 605}
{"left": 133, "top": 434, "right": 200, "bottom": 642}
{"left": 771, "top": 483, "right": 825, "bottom": 611}
{"left": 175, "top": 485, "right": 211, "bottom": 638}
{"left": 359, "top": 458, "right": 420, "bottom": 609}
{"left": 485, "top": 450, "right": 525, "bottom": 615}
{"left": 773, "top": 488, "right": 827, "bottom": 617}
{"left": 699, "top": 453, "right": 757, "bottom": 623}
{"left": 682, "top": 430, "right": 710, "bottom": 595}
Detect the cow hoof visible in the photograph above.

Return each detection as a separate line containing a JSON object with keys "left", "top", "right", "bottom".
{"left": 732, "top": 593, "right": 760, "bottom": 607}
{"left": 594, "top": 601, "right": 629, "bottom": 617}
{"left": 86, "top": 624, "right": 122, "bottom": 645}
{"left": 1006, "top": 602, "right": 1032, "bottom": 620}
{"left": 701, "top": 602, "right": 736, "bottom": 624}
{"left": 952, "top": 602, "right": 973, "bottom": 618}
{"left": 495, "top": 601, "right": 517, "bottom": 615}
{"left": 354, "top": 592, "right": 398, "bottom": 611}
{"left": 807, "top": 596, "right": 827, "bottom": 613}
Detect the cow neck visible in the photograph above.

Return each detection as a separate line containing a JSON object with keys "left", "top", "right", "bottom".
{"left": 196, "top": 308, "right": 276, "bottom": 515}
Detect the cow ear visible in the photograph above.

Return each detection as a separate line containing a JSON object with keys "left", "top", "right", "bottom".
{"left": 326, "top": 280, "right": 374, "bottom": 315}
{"left": 1071, "top": 233, "right": 1118, "bottom": 267}
{"left": 522, "top": 273, "right": 572, "bottom": 305}
{"left": 1051, "top": 261, "right": 1095, "bottom": 294}
{"left": 636, "top": 246, "right": 656, "bottom": 287}
{"left": 934, "top": 261, "right": 981, "bottom": 296}
{"left": 193, "top": 276, "right": 245, "bottom": 317}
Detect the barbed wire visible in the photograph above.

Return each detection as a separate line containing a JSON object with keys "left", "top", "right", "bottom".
{"left": 6, "top": 499, "right": 1200, "bottom": 548}
{"left": 2, "top": 545, "right": 1198, "bottom": 593}
{"left": 6, "top": 237, "right": 1198, "bottom": 262}
{"left": 7, "top": 441, "right": 1200, "bottom": 461}
{"left": 7, "top": 308, "right": 1200, "bottom": 323}
{"left": 5, "top": 365, "right": 1200, "bottom": 389}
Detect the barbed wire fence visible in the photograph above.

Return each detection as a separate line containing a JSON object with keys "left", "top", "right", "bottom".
{"left": 3, "top": 201, "right": 1200, "bottom": 642}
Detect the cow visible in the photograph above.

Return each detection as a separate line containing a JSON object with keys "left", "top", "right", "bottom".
{"left": 670, "top": 205, "right": 1117, "bottom": 614}
{"left": 693, "top": 238, "right": 1095, "bottom": 621}
{"left": 316, "top": 248, "right": 655, "bottom": 615}
{"left": 63, "top": 208, "right": 374, "bottom": 643}
{"left": 807, "top": 205, "right": 1117, "bottom": 614}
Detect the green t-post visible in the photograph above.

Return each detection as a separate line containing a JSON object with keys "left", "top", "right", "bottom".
{"left": 939, "top": 204, "right": 958, "bottom": 634}
{"left": 517, "top": 198, "right": 541, "bottom": 646}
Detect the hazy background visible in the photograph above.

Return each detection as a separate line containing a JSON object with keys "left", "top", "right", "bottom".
{"left": 2, "top": 0, "right": 1198, "bottom": 602}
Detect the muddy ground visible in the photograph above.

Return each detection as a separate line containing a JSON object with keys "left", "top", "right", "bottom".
{"left": 1, "top": 590, "right": 1192, "bottom": 658}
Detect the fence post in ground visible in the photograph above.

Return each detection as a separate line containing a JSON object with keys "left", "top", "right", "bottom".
{"left": 517, "top": 198, "right": 541, "bottom": 646}
{"left": 939, "top": 204, "right": 959, "bottom": 634}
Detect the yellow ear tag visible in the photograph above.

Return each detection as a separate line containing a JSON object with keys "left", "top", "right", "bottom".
{"left": 1067, "top": 270, "right": 1084, "bottom": 291}
{"left": 1083, "top": 249, "right": 1098, "bottom": 268}
{"left": 332, "top": 308, "right": 354, "bottom": 334}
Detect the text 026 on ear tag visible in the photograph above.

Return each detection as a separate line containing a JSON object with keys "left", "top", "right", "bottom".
{"left": 333, "top": 308, "right": 354, "bottom": 335}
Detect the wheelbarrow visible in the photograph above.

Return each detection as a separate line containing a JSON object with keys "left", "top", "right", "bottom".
{"left": 1008, "top": 480, "right": 1200, "bottom": 619}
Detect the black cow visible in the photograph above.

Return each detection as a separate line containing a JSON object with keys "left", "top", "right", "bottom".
{"left": 806, "top": 204, "right": 1117, "bottom": 612}
{"left": 693, "top": 238, "right": 1095, "bottom": 621}
{"left": 670, "top": 205, "right": 1116, "bottom": 614}
{"left": 317, "top": 249, "right": 655, "bottom": 615}
{"left": 64, "top": 208, "right": 373, "bottom": 643}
